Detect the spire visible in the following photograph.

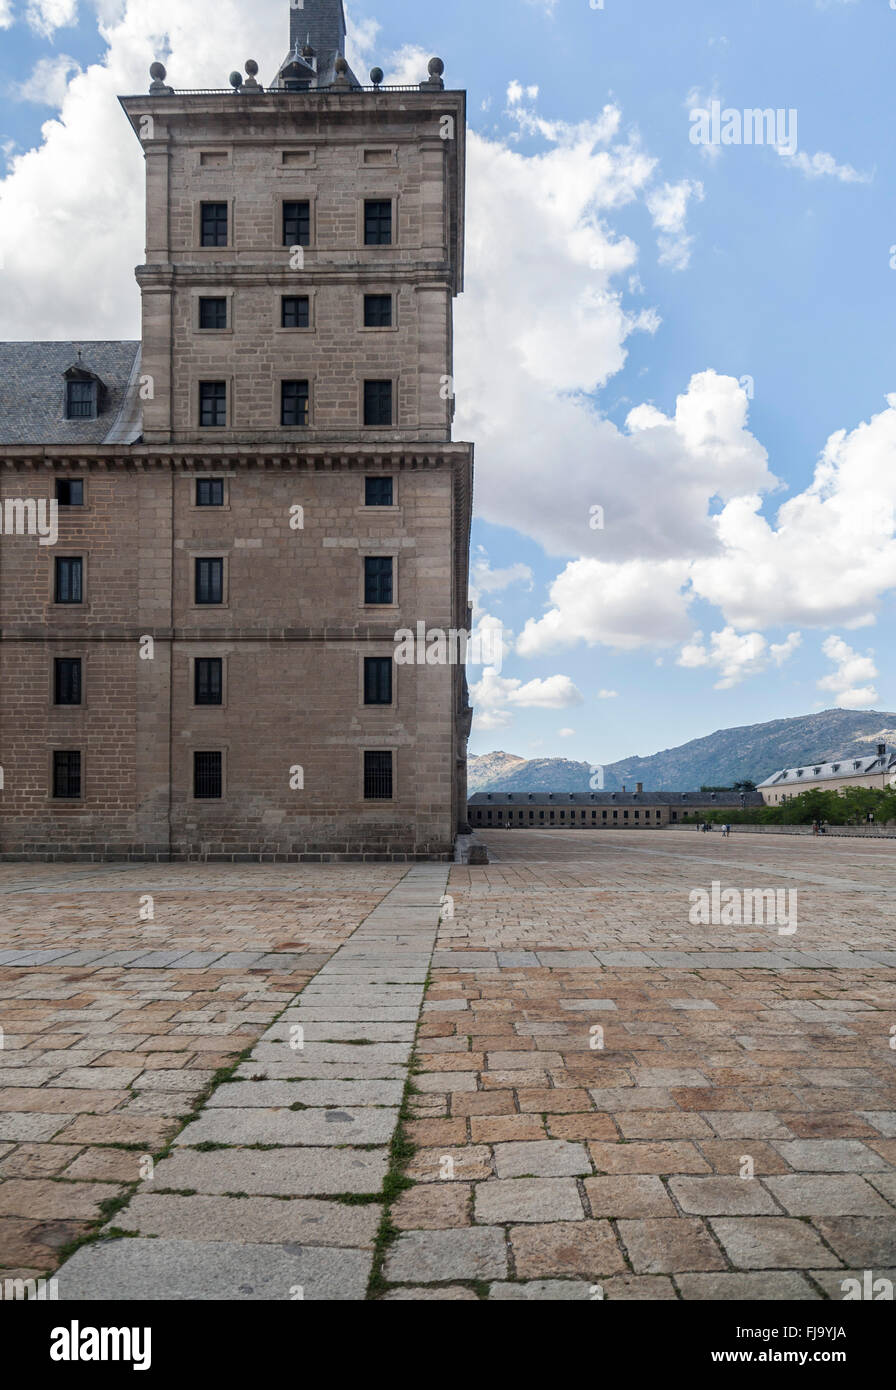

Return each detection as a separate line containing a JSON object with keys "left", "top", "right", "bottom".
{"left": 274, "top": 0, "right": 359, "bottom": 88}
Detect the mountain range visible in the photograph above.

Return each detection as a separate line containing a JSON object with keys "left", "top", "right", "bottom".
{"left": 468, "top": 709, "right": 896, "bottom": 794}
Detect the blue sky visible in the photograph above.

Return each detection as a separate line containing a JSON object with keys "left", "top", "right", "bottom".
{"left": 1, "top": 0, "right": 894, "bottom": 767}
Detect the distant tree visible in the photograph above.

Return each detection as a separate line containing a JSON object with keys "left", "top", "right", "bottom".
{"left": 700, "top": 785, "right": 734, "bottom": 793}
{"left": 733, "top": 780, "right": 757, "bottom": 792}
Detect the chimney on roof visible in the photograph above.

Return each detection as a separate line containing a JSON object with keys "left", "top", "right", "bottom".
{"left": 636, "top": 782, "right": 643, "bottom": 794}
{"left": 877, "top": 743, "right": 886, "bottom": 757}
{"left": 622, "top": 784, "right": 626, "bottom": 793}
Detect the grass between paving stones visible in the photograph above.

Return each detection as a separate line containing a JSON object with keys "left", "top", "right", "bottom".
{"left": 365, "top": 967, "right": 434, "bottom": 1300}
{"left": 43, "top": 997, "right": 298, "bottom": 1278}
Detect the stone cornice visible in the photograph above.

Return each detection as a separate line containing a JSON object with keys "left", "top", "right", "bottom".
{"left": 0, "top": 443, "right": 474, "bottom": 470}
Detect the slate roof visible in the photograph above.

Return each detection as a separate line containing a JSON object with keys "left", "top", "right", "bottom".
{"left": 0, "top": 341, "right": 142, "bottom": 446}
{"left": 469, "top": 790, "right": 765, "bottom": 808}
{"left": 758, "top": 751, "right": 896, "bottom": 788}
{"left": 274, "top": 0, "right": 361, "bottom": 90}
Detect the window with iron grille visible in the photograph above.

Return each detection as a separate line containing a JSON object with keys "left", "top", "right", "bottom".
{"left": 54, "top": 658, "right": 82, "bottom": 706}
{"left": 195, "top": 658, "right": 223, "bottom": 706}
{"left": 281, "top": 380, "right": 309, "bottom": 427}
{"left": 199, "top": 382, "right": 227, "bottom": 428}
{"left": 283, "top": 200, "right": 311, "bottom": 246}
{"left": 196, "top": 478, "right": 224, "bottom": 507}
{"left": 364, "top": 750, "right": 393, "bottom": 800}
{"left": 194, "top": 750, "right": 223, "bottom": 799}
{"left": 364, "top": 657, "right": 392, "bottom": 705}
{"left": 281, "top": 295, "right": 310, "bottom": 329}
{"left": 66, "top": 380, "right": 96, "bottom": 420}
{"left": 201, "top": 202, "right": 228, "bottom": 247}
{"left": 364, "top": 294, "right": 392, "bottom": 328}
{"left": 53, "top": 750, "right": 81, "bottom": 799}
{"left": 55, "top": 479, "right": 84, "bottom": 505}
{"left": 364, "top": 556, "right": 393, "bottom": 605}
{"left": 195, "top": 557, "right": 224, "bottom": 605}
{"left": 365, "top": 477, "right": 393, "bottom": 507}
{"left": 199, "top": 297, "right": 227, "bottom": 330}
{"left": 55, "top": 557, "right": 83, "bottom": 604}
{"left": 364, "top": 200, "right": 392, "bottom": 245}
{"left": 363, "top": 379, "right": 392, "bottom": 427}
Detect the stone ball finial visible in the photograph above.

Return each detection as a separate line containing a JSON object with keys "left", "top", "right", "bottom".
{"left": 245, "top": 59, "right": 259, "bottom": 76}
{"left": 335, "top": 56, "right": 348, "bottom": 75}
{"left": 370, "top": 66, "right": 383, "bottom": 86}
{"left": 428, "top": 57, "right": 445, "bottom": 77}
{"left": 229, "top": 71, "right": 243, "bottom": 89}
{"left": 150, "top": 61, "right": 167, "bottom": 81}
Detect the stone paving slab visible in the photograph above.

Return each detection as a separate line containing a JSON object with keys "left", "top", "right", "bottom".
{"left": 119, "top": 1193, "right": 382, "bottom": 1248}
{"left": 205, "top": 1080, "right": 404, "bottom": 1108}
{"left": 147, "top": 1145, "right": 389, "bottom": 1196}
{"left": 56, "top": 1237, "right": 371, "bottom": 1300}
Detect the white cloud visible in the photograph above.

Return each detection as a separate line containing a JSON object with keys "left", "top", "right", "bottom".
{"left": 507, "top": 80, "right": 539, "bottom": 105}
{"left": 646, "top": 179, "right": 704, "bottom": 270}
{"left": 557, "top": 727, "right": 576, "bottom": 737}
{"left": 14, "top": 54, "right": 82, "bottom": 106}
{"left": 470, "top": 555, "right": 533, "bottom": 597}
{"left": 517, "top": 557, "right": 693, "bottom": 654}
{"left": 381, "top": 45, "right": 432, "bottom": 87}
{"left": 598, "top": 689, "right": 618, "bottom": 699}
{"left": 677, "top": 627, "right": 801, "bottom": 689}
{"left": 817, "top": 635, "right": 879, "bottom": 708}
{"left": 689, "top": 397, "right": 896, "bottom": 630}
{"left": 778, "top": 147, "right": 872, "bottom": 184}
{"left": 469, "top": 668, "right": 584, "bottom": 732}
{"left": 26, "top": 0, "right": 77, "bottom": 39}
{"left": 0, "top": 0, "right": 14, "bottom": 29}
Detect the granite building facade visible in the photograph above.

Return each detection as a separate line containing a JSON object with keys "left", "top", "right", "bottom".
{"left": 0, "top": 0, "right": 474, "bottom": 862}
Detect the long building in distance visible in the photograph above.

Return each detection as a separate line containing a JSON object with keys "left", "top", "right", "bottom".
{"left": 758, "top": 744, "right": 896, "bottom": 804}
{"left": 468, "top": 788, "right": 764, "bottom": 830}
{"left": 0, "top": 0, "right": 473, "bottom": 863}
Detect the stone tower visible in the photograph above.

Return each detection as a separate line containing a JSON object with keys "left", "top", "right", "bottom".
{"left": 0, "top": 3, "right": 473, "bottom": 862}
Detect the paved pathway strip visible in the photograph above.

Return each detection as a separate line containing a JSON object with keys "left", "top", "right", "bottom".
{"left": 53, "top": 865, "right": 449, "bottom": 1300}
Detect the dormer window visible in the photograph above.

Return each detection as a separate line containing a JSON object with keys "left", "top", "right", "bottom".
{"left": 64, "top": 365, "right": 102, "bottom": 421}
{"left": 813, "top": 767, "right": 821, "bottom": 775}
{"left": 832, "top": 764, "right": 840, "bottom": 772}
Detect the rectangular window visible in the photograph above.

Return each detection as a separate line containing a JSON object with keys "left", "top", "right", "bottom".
{"left": 194, "top": 750, "right": 223, "bottom": 799}
{"left": 363, "top": 379, "right": 392, "bottom": 427}
{"left": 281, "top": 380, "right": 310, "bottom": 427}
{"left": 364, "top": 750, "right": 393, "bottom": 800}
{"left": 364, "top": 657, "right": 392, "bottom": 706}
{"left": 201, "top": 202, "right": 228, "bottom": 247}
{"left": 53, "top": 750, "right": 81, "bottom": 800}
{"left": 196, "top": 478, "right": 224, "bottom": 507}
{"left": 283, "top": 200, "right": 310, "bottom": 246}
{"left": 281, "top": 295, "right": 310, "bottom": 329}
{"left": 364, "top": 293, "right": 392, "bottom": 328}
{"left": 199, "top": 297, "right": 227, "bottom": 330}
{"left": 195, "top": 557, "right": 224, "bottom": 605}
{"left": 55, "top": 479, "right": 84, "bottom": 506}
{"left": 364, "top": 199, "right": 392, "bottom": 245}
{"left": 365, "top": 477, "right": 393, "bottom": 507}
{"left": 364, "top": 556, "right": 393, "bottom": 605}
{"left": 199, "top": 381, "right": 227, "bottom": 428}
{"left": 54, "top": 658, "right": 82, "bottom": 706}
{"left": 65, "top": 381, "right": 96, "bottom": 420}
{"left": 55, "top": 556, "right": 83, "bottom": 604}
{"left": 195, "top": 657, "right": 223, "bottom": 706}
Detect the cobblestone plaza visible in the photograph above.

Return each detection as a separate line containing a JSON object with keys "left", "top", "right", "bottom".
{"left": 0, "top": 827, "right": 893, "bottom": 1299}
